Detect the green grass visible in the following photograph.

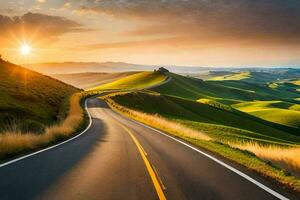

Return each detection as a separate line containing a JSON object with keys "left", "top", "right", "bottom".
{"left": 0, "top": 59, "right": 79, "bottom": 133}
{"left": 52, "top": 72, "right": 138, "bottom": 89}
{"left": 209, "top": 71, "right": 250, "bottom": 81}
{"left": 89, "top": 71, "right": 167, "bottom": 91}
{"left": 152, "top": 73, "right": 261, "bottom": 104}
{"left": 233, "top": 101, "right": 300, "bottom": 128}
{"left": 107, "top": 91, "right": 300, "bottom": 145}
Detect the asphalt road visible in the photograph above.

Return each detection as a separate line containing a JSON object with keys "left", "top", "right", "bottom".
{"left": 0, "top": 98, "right": 295, "bottom": 200}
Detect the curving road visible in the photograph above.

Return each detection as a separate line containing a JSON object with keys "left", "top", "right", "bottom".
{"left": 0, "top": 97, "right": 296, "bottom": 200}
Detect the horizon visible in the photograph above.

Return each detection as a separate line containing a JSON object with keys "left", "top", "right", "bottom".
{"left": 1, "top": 0, "right": 300, "bottom": 68}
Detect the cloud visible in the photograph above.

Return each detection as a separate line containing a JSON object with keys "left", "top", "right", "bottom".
{"left": 0, "top": 12, "right": 89, "bottom": 45}
{"left": 74, "top": 0, "right": 300, "bottom": 45}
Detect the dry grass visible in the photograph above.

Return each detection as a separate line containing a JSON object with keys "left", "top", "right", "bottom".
{"left": 234, "top": 142, "right": 300, "bottom": 171}
{"left": 104, "top": 97, "right": 210, "bottom": 141}
{"left": 0, "top": 93, "right": 84, "bottom": 158}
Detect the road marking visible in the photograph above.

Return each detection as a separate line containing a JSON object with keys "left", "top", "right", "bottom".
{"left": 129, "top": 120, "right": 290, "bottom": 200}
{"left": 152, "top": 164, "right": 167, "bottom": 190}
{"left": 111, "top": 119, "right": 167, "bottom": 200}
{"left": 0, "top": 99, "right": 93, "bottom": 168}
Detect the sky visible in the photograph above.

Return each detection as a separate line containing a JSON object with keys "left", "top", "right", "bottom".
{"left": 0, "top": 0, "right": 300, "bottom": 67}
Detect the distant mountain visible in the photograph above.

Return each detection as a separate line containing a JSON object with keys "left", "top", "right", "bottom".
{"left": 26, "top": 62, "right": 211, "bottom": 75}
{"left": 26, "top": 62, "right": 155, "bottom": 74}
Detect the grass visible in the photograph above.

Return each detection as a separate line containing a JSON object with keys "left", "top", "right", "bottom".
{"left": 107, "top": 91, "right": 300, "bottom": 145}
{"left": 291, "top": 80, "right": 300, "bottom": 86}
{"left": 103, "top": 94, "right": 300, "bottom": 193}
{"left": 152, "top": 72, "right": 287, "bottom": 104}
{"left": 0, "top": 92, "right": 87, "bottom": 159}
{"left": 233, "top": 101, "right": 300, "bottom": 128}
{"left": 0, "top": 59, "right": 79, "bottom": 133}
{"left": 209, "top": 71, "right": 250, "bottom": 81}
{"left": 103, "top": 94, "right": 210, "bottom": 141}
{"left": 0, "top": 59, "right": 88, "bottom": 159}
{"left": 234, "top": 142, "right": 300, "bottom": 171}
{"left": 89, "top": 71, "right": 167, "bottom": 91}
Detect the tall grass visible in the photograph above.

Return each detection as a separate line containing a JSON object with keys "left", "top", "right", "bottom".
{"left": 104, "top": 97, "right": 210, "bottom": 141}
{"left": 0, "top": 93, "right": 85, "bottom": 159}
{"left": 234, "top": 142, "right": 300, "bottom": 170}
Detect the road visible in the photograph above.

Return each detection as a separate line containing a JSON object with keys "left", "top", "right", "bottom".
{"left": 0, "top": 97, "right": 295, "bottom": 200}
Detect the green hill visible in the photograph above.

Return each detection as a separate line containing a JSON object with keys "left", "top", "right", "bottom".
{"left": 152, "top": 73, "right": 271, "bottom": 104}
{"left": 52, "top": 72, "right": 138, "bottom": 90}
{"left": 89, "top": 71, "right": 167, "bottom": 91}
{"left": 233, "top": 101, "right": 300, "bottom": 128}
{"left": 151, "top": 72, "right": 300, "bottom": 131}
{"left": 107, "top": 91, "right": 300, "bottom": 145}
{"left": 0, "top": 59, "right": 79, "bottom": 133}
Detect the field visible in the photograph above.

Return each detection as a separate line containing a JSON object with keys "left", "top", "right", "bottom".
{"left": 0, "top": 59, "right": 79, "bottom": 133}
{"left": 52, "top": 72, "right": 138, "bottom": 89}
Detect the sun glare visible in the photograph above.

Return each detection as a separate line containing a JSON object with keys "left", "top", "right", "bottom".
{"left": 20, "top": 44, "right": 31, "bottom": 55}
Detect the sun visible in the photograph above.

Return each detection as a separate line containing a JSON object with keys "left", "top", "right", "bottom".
{"left": 20, "top": 44, "right": 32, "bottom": 55}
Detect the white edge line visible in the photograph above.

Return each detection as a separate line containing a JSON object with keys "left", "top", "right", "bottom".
{"left": 0, "top": 99, "right": 93, "bottom": 168}
{"left": 126, "top": 117, "right": 289, "bottom": 200}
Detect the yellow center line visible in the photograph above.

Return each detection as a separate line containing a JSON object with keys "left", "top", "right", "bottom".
{"left": 111, "top": 118, "right": 167, "bottom": 200}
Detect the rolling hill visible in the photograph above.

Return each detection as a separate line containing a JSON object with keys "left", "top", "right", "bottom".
{"left": 52, "top": 72, "right": 138, "bottom": 89}
{"left": 0, "top": 59, "right": 79, "bottom": 133}
{"left": 106, "top": 91, "right": 300, "bottom": 145}
{"left": 89, "top": 71, "right": 167, "bottom": 91}
{"left": 233, "top": 101, "right": 300, "bottom": 128}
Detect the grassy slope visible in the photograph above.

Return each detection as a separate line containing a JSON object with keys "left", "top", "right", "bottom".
{"left": 153, "top": 72, "right": 300, "bottom": 128}
{"left": 89, "top": 71, "right": 167, "bottom": 91}
{"left": 152, "top": 72, "right": 282, "bottom": 104}
{"left": 209, "top": 71, "right": 250, "bottom": 81}
{"left": 109, "top": 92, "right": 300, "bottom": 145}
{"left": 52, "top": 72, "right": 138, "bottom": 90}
{"left": 233, "top": 101, "right": 300, "bottom": 128}
{"left": 0, "top": 60, "right": 79, "bottom": 133}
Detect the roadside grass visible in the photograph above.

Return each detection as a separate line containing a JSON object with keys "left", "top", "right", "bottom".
{"left": 88, "top": 71, "right": 167, "bottom": 91}
{"left": 103, "top": 95, "right": 210, "bottom": 141}
{"left": 0, "top": 92, "right": 87, "bottom": 159}
{"left": 103, "top": 95, "right": 300, "bottom": 193}
{"left": 234, "top": 143, "right": 300, "bottom": 171}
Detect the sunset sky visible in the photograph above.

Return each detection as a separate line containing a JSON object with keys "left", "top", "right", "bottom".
{"left": 1, "top": 0, "right": 300, "bottom": 67}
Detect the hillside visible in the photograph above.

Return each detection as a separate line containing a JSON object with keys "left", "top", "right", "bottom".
{"left": 152, "top": 73, "right": 266, "bottom": 104}
{"left": 233, "top": 101, "right": 300, "bottom": 128}
{"left": 0, "top": 59, "right": 79, "bottom": 133}
{"left": 107, "top": 91, "right": 300, "bottom": 145}
{"left": 52, "top": 72, "right": 138, "bottom": 89}
{"left": 89, "top": 71, "right": 167, "bottom": 91}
